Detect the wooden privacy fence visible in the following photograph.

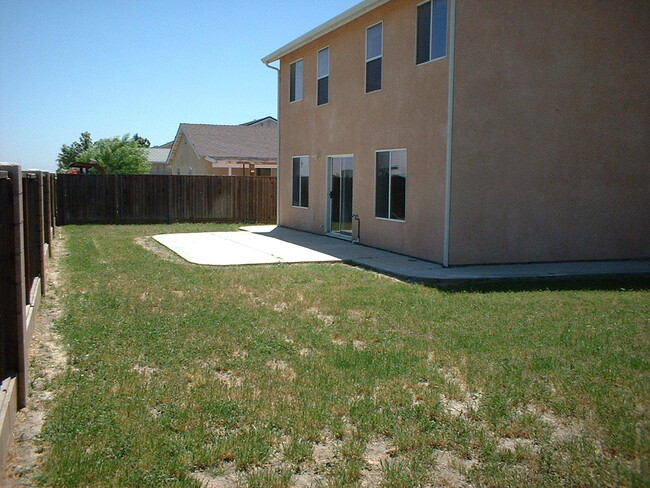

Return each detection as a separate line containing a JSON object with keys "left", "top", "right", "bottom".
{"left": 56, "top": 174, "right": 277, "bottom": 225}
{"left": 0, "top": 165, "right": 56, "bottom": 471}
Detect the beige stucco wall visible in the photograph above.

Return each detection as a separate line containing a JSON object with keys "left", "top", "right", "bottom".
{"left": 168, "top": 133, "right": 207, "bottom": 175}
{"left": 449, "top": 0, "right": 650, "bottom": 265}
{"left": 278, "top": 0, "right": 449, "bottom": 263}
{"left": 149, "top": 163, "right": 170, "bottom": 175}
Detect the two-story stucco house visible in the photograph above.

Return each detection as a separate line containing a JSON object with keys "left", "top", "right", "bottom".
{"left": 262, "top": 0, "right": 649, "bottom": 266}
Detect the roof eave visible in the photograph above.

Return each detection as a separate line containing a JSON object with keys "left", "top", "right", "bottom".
{"left": 209, "top": 156, "right": 278, "bottom": 162}
{"left": 261, "top": 0, "right": 391, "bottom": 64}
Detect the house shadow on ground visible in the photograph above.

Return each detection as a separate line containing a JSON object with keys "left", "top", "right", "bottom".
{"left": 432, "top": 274, "right": 650, "bottom": 294}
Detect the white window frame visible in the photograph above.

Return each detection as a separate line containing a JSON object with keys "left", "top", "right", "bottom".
{"left": 374, "top": 148, "right": 407, "bottom": 222}
{"left": 365, "top": 21, "right": 383, "bottom": 94}
{"left": 291, "top": 155, "right": 309, "bottom": 209}
{"left": 317, "top": 46, "right": 330, "bottom": 106}
{"left": 289, "top": 59, "right": 304, "bottom": 103}
{"left": 416, "top": 0, "right": 448, "bottom": 66}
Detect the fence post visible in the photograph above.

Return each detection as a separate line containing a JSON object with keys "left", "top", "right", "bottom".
{"left": 0, "top": 164, "right": 28, "bottom": 408}
{"left": 42, "top": 173, "right": 53, "bottom": 256}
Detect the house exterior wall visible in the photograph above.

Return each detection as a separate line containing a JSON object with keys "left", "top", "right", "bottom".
{"left": 168, "top": 133, "right": 206, "bottom": 175}
{"left": 449, "top": 0, "right": 650, "bottom": 264}
{"left": 149, "top": 162, "right": 171, "bottom": 175}
{"left": 278, "top": 0, "right": 449, "bottom": 263}
{"left": 275, "top": 0, "right": 649, "bottom": 265}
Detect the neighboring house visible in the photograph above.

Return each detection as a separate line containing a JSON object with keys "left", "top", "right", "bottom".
{"left": 241, "top": 116, "right": 278, "bottom": 128}
{"left": 166, "top": 123, "right": 278, "bottom": 176}
{"left": 148, "top": 147, "right": 172, "bottom": 175}
{"left": 262, "top": 0, "right": 649, "bottom": 266}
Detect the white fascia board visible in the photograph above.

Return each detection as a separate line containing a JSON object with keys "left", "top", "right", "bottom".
{"left": 262, "top": 0, "right": 391, "bottom": 64}
{"left": 211, "top": 160, "right": 277, "bottom": 169}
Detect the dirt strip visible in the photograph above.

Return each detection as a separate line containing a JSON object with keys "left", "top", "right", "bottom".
{"left": 2, "top": 233, "right": 67, "bottom": 487}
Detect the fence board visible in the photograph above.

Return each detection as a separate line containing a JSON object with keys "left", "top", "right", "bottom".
{"left": 0, "top": 165, "right": 28, "bottom": 409}
{"left": 57, "top": 174, "right": 277, "bottom": 225}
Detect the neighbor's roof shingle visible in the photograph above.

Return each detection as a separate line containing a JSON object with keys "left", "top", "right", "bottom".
{"left": 180, "top": 124, "right": 278, "bottom": 161}
{"left": 146, "top": 148, "right": 171, "bottom": 163}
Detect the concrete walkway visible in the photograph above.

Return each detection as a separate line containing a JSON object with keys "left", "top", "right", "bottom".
{"left": 153, "top": 225, "right": 650, "bottom": 284}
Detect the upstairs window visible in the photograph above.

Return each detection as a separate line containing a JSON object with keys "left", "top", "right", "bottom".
{"left": 366, "top": 22, "right": 383, "bottom": 93}
{"left": 375, "top": 149, "right": 406, "bottom": 221}
{"left": 292, "top": 156, "right": 309, "bottom": 208}
{"left": 290, "top": 59, "right": 303, "bottom": 102}
{"left": 416, "top": 0, "right": 448, "bottom": 64}
{"left": 317, "top": 47, "right": 330, "bottom": 105}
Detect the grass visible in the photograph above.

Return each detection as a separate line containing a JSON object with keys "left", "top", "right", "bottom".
{"left": 38, "top": 223, "right": 649, "bottom": 487}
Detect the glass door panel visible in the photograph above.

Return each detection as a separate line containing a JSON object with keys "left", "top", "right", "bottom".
{"left": 328, "top": 156, "right": 354, "bottom": 236}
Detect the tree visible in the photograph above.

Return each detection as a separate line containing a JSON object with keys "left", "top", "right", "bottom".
{"left": 57, "top": 132, "right": 93, "bottom": 173}
{"left": 78, "top": 134, "right": 150, "bottom": 174}
{"left": 131, "top": 133, "right": 151, "bottom": 148}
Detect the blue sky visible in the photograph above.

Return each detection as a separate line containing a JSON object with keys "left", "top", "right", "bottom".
{"left": 0, "top": 0, "right": 360, "bottom": 172}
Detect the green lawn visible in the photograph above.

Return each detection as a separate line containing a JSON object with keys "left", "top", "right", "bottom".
{"left": 39, "top": 224, "right": 649, "bottom": 487}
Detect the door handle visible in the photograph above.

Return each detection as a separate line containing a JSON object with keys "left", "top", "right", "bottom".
{"left": 329, "top": 191, "right": 334, "bottom": 199}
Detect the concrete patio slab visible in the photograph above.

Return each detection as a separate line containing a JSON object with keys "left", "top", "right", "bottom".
{"left": 154, "top": 226, "right": 650, "bottom": 284}
{"left": 154, "top": 232, "right": 279, "bottom": 265}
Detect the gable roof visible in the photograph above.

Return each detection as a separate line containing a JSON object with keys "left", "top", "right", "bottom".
{"left": 241, "top": 116, "right": 278, "bottom": 126}
{"left": 147, "top": 148, "right": 171, "bottom": 164}
{"left": 169, "top": 124, "right": 278, "bottom": 163}
{"left": 262, "top": 0, "right": 391, "bottom": 64}
{"left": 154, "top": 141, "right": 174, "bottom": 149}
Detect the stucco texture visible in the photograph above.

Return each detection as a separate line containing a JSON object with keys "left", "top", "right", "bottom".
{"left": 276, "top": 0, "right": 649, "bottom": 265}
{"left": 278, "top": 0, "right": 449, "bottom": 263}
{"left": 449, "top": 0, "right": 650, "bottom": 265}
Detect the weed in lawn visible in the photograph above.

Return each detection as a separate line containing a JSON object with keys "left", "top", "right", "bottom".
{"left": 380, "top": 458, "right": 430, "bottom": 487}
{"left": 283, "top": 438, "right": 313, "bottom": 465}
{"left": 245, "top": 467, "right": 293, "bottom": 488}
